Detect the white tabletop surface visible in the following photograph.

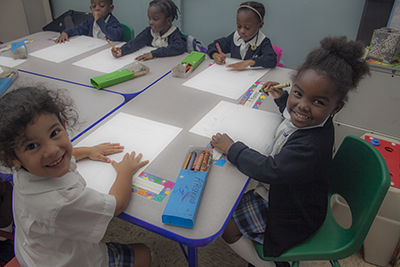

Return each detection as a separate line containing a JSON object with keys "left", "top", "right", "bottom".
{"left": 1, "top": 31, "right": 187, "bottom": 96}
{"left": 7, "top": 70, "right": 125, "bottom": 140}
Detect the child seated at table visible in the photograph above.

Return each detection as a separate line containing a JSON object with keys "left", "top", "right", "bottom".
{"left": 111, "top": 0, "right": 186, "bottom": 61}
{"left": 207, "top": 1, "right": 277, "bottom": 69}
{"left": 0, "top": 179, "right": 14, "bottom": 264}
{"left": 211, "top": 36, "right": 370, "bottom": 267}
{"left": 0, "top": 86, "right": 151, "bottom": 267}
{"left": 55, "top": 0, "right": 123, "bottom": 44}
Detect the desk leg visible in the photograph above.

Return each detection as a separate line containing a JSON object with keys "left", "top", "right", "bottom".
{"left": 188, "top": 246, "right": 198, "bottom": 267}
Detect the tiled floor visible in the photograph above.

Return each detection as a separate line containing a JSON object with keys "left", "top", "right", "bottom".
{"left": 103, "top": 217, "right": 390, "bottom": 267}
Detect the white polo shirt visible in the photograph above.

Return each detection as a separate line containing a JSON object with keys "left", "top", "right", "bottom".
{"left": 13, "top": 157, "right": 116, "bottom": 267}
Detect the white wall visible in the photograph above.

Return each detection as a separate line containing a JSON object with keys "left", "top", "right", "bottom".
{"left": 49, "top": 0, "right": 365, "bottom": 69}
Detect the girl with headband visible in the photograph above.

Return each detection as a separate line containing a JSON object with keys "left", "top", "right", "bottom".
{"left": 207, "top": 1, "right": 277, "bottom": 69}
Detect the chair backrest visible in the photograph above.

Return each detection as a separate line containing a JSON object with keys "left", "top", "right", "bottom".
{"left": 272, "top": 45, "right": 285, "bottom": 68}
{"left": 327, "top": 135, "right": 390, "bottom": 255}
{"left": 121, "top": 23, "right": 134, "bottom": 42}
{"left": 254, "top": 135, "right": 390, "bottom": 261}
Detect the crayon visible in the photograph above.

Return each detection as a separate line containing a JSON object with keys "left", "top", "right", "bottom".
{"left": 191, "top": 155, "right": 200, "bottom": 170}
{"left": 260, "top": 82, "right": 290, "bottom": 93}
{"left": 186, "top": 151, "right": 197, "bottom": 170}
{"left": 200, "top": 150, "right": 210, "bottom": 172}
{"left": 183, "top": 153, "right": 192, "bottom": 169}
{"left": 107, "top": 39, "right": 116, "bottom": 50}
{"left": 194, "top": 151, "right": 205, "bottom": 171}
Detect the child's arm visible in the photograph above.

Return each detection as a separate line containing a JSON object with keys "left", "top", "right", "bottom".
{"left": 207, "top": 37, "right": 231, "bottom": 65}
{"left": 110, "top": 152, "right": 149, "bottom": 215}
{"left": 55, "top": 19, "right": 92, "bottom": 44}
{"left": 226, "top": 60, "right": 255, "bottom": 70}
{"left": 95, "top": 15, "right": 123, "bottom": 42}
{"left": 115, "top": 28, "right": 150, "bottom": 58}
{"left": 211, "top": 133, "right": 234, "bottom": 155}
{"left": 147, "top": 29, "right": 186, "bottom": 59}
{"left": 73, "top": 142, "right": 124, "bottom": 162}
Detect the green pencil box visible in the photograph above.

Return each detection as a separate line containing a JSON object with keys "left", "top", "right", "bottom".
{"left": 180, "top": 51, "right": 205, "bottom": 71}
{"left": 162, "top": 147, "right": 212, "bottom": 228}
{"left": 90, "top": 69, "right": 134, "bottom": 89}
{"left": 90, "top": 63, "right": 149, "bottom": 89}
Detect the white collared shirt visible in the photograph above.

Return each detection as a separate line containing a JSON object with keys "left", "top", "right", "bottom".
{"left": 151, "top": 25, "right": 177, "bottom": 48}
{"left": 13, "top": 157, "right": 116, "bottom": 267}
{"left": 233, "top": 30, "right": 266, "bottom": 59}
{"left": 93, "top": 15, "right": 110, "bottom": 40}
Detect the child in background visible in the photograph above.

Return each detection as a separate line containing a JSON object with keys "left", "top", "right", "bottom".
{"left": 211, "top": 36, "right": 370, "bottom": 267}
{"left": 0, "top": 87, "right": 151, "bottom": 267}
{"left": 55, "top": 0, "right": 123, "bottom": 44}
{"left": 112, "top": 0, "right": 186, "bottom": 61}
{"left": 207, "top": 1, "right": 277, "bottom": 69}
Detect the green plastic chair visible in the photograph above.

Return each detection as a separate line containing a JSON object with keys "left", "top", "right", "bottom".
{"left": 121, "top": 23, "right": 134, "bottom": 42}
{"left": 253, "top": 135, "right": 390, "bottom": 267}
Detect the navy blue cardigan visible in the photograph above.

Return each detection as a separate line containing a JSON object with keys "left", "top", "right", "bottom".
{"left": 63, "top": 13, "right": 123, "bottom": 41}
{"left": 207, "top": 31, "right": 277, "bottom": 68}
{"left": 120, "top": 26, "right": 186, "bottom": 58}
{"left": 227, "top": 92, "right": 332, "bottom": 257}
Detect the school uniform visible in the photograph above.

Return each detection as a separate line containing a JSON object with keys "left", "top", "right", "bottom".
{"left": 228, "top": 91, "right": 333, "bottom": 257}
{"left": 63, "top": 13, "right": 123, "bottom": 41}
{"left": 207, "top": 31, "right": 277, "bottom": 68}
{"left": 13, "top": 157, "right": 116, "bottom": 267}
{"left": 120, "top": 25, "right": 186, "bottom": 57}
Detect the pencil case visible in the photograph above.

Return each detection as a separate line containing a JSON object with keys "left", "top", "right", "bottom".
{"left": 171, "top": 51, "right": 205, "bottom": 78}
{"left": 90, "top": 62, "right": 149, "bottom": 89}
{"left": 0, "top": 66, "right": 19, "bottom": 96}
{"left": 162, "top": 147, "right": 212, "bottom": 228}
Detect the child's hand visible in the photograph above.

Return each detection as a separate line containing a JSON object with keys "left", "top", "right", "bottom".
{"left": 210, "top": 133, "right": 234, "bottom": 155}
{"left": 112, "top": 47, "right": 122, "bottom": 58}
{"left": 93, "top": 11, "right": 101, "bottom": 21}
{"left": 135, "top": 52, "right": 153, "bottom": 61}
{"left": 226, "top": 60, "right": 255, "bottom": 70}
{"left": 261, "top": 81, "right": 286, "bottom": 99}
{"left": 212, "top": 53, "right": 226, "bottom": 65}
{"left": 54, "top": 32, "right": 69, "bottom": 44}
{"left": 88, "top": 142, "right": 124, "bottom": 163}
{"left": 111, "top": 151, "right": 149, "bottom": 176}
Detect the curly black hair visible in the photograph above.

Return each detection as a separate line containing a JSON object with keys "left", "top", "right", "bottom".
{"left": 295, "top": 36, "right": 370, "bottom": 103}
{"left": 0, "top": 86, "right": 78, "bottom": 168}
{"left": 238, "top": 1, "right": 265, "bottom": 23}
{"left": 149, "top": 0, "right": 180, "bottom": 20}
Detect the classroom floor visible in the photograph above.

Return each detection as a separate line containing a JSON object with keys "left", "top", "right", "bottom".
{"left": 102, "top": 180, "right": 392, "bottom": 267}
{"left": 103, "top": 217, "right": 388, "bottom": 267}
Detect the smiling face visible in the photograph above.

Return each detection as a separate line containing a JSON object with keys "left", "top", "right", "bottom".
{"left": 90, "top": 0, "right": 114, "bottom": 20}
{"left": 236, "top": 10, "right": 263, "bottom": 42}
{"left": 287, "top": 69, "right": 344, "bottom": 128}
{"left": 148, "top": 4, "right": 173, "bottom": 36}
{"left": 13, "top": 113, "right": 72, "bottom": 178}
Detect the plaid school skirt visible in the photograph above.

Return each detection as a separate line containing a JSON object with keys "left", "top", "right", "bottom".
{"left": 107, "top": 242, "right": 135, "bottom": 267}
{"left": 232, "top": 189, "right": 269, "bottom": 244}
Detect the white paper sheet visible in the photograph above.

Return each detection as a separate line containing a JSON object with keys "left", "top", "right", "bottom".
{"left": 72, "top": 45, "right": 156, "bottom": 73}
{"left": 190, "top": 101, "right": 282, "bottom": 154}
{"left": 0, "top": 56, "right": 26, "bottom": 68}
{"left": 75, "top": 112, "right": 182, "bottom": 194}
{"left": 29, "top": 36, "right": 107, "bottom": 63}
{"left": 183, "top": 58, "right": 270, "bottom": 99}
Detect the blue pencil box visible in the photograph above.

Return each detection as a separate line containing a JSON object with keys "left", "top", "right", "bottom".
{"left": 0, "top": 78, "right": 12, "bottom": 96}
{"left": 162, "top": 147, "right": 212, "bottom": 228}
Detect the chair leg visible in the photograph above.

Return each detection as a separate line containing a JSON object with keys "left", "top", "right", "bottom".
{"left": 329, "top": 260, "right": 340, "bottom": 267}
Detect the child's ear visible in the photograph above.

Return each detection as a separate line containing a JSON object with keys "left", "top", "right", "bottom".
{"left": 331, "top": 100, "right": 344, "bottom": 116}
{"left": 167, "top": 17, "right": 173, "bottom": 25}
{"left": 109, "top": 4, "right": 114, "bottom": 12}
{"left": 258, "top": 21, "right": 264, "bottom": 29}
{"left": 11, "top": 159, "right": 22, "bottom": 169}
